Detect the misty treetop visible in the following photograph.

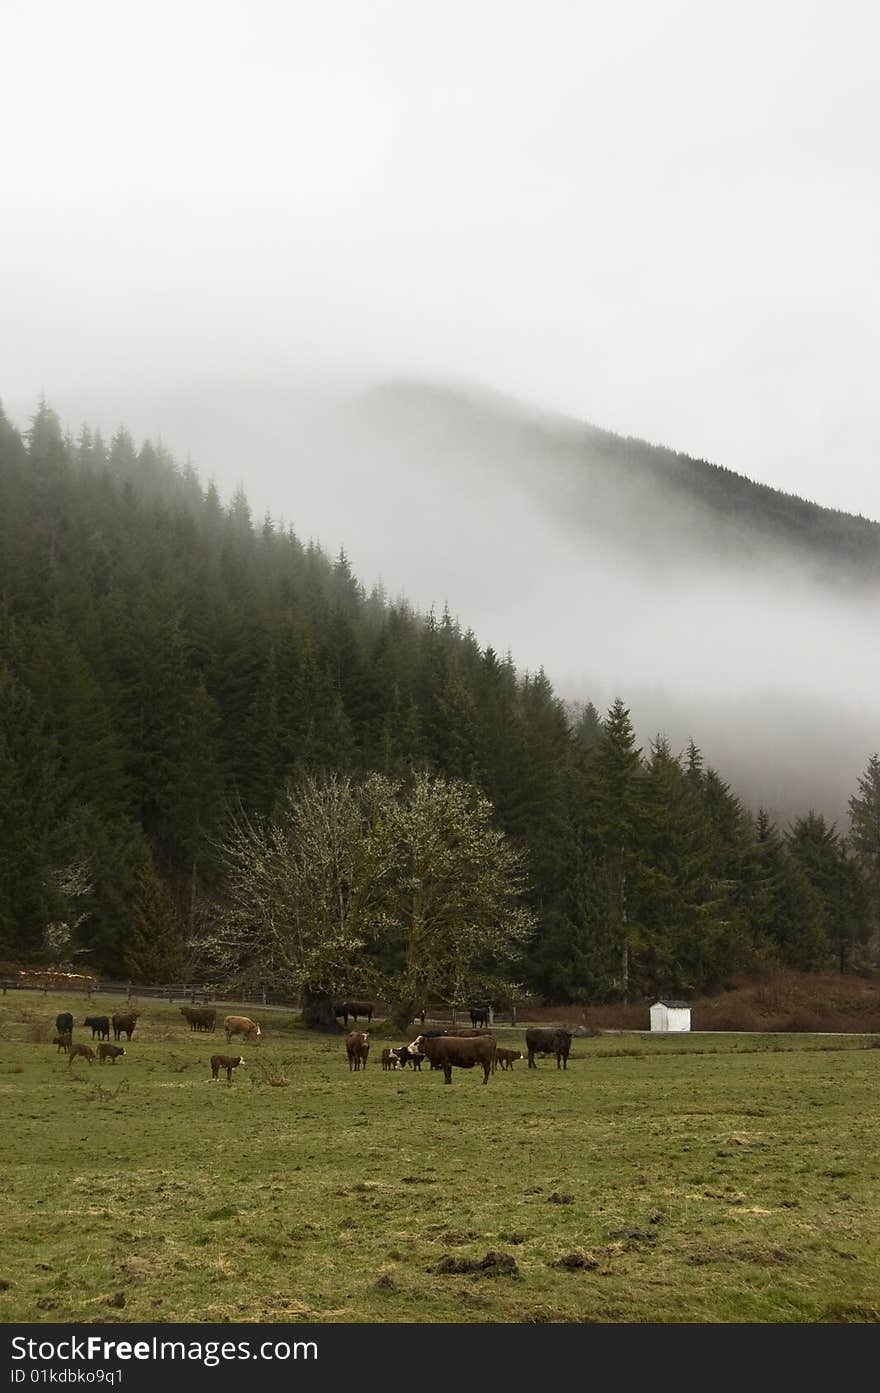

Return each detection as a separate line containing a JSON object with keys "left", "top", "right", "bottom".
{"left": 0, "top": 396, "right": 876, "bottom": 1000}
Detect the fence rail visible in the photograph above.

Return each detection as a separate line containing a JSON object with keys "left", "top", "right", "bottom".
{"left": 0, "top": 978, "right": 519, "bottom": 1022}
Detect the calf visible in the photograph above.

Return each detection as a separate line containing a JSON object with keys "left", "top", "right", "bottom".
{"left": 210, "top": 1053, "right": 244, "bottom": 1083}
{"left": 223, "top": 1014, "right": 261, "bottom": 1043}
{"left": 381, "top": 1047, "right": 400, "bottom": 1071}
{"left": 394, "top": 1044, "right": 422, "bottom": 1071}
{"left": 55, "top": 1011, "right": 74, "bottom": 1039}
{"left": 494, "top": 1047, "right": 524, "bottom": 1071}
{"left": 53, "top": 1031, "right": 72, "bottom": 1053}
{"left": 68, "top": 1043, "right": 96, "bottom": 1067}
{"left": 112, "top": 1011, "right": 139, "bottom": 1041}
{"left": 408, "top": 1033, "right": 496, "bottom": 1085}
{"left": 346, "top": 1031, "right": 370, "bottom": 1071}
{"left": 83, "top": 1015, "right": 110, "bottom": 1040}
{"left": 525, "top": 1027, "right": 572, "bottom": 1070}
{"left": 98, "top": 1043, "right": 125, "bottom": 1065}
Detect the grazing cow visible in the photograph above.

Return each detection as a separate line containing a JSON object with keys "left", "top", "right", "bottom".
{"left": 83, "top": 1015, "right": 110, "bottom": 1040}
{"left": 180, "top": 1006, "right": 217, "bottom": 1033}
{"left": 525, "top": 1027, "right": 572, "bottom": 1070}
{"left": 408, "top": 1033, "right": 496, "bottom": 1085}
{"left": 494, "top": 1047, "right": 524, "bottom": 1071}
{"left": 68, "top": 1043, "right": 96, "bottom": 1067}
{"left": 394, "top": 1044, "right": 422, "bottom": 1071}
{"left": 112, "top": 1011, "right": 139, "bottom": 1041}
{"left": 381, "top": 1047, "right": 400, "bottom": 1071}
{"left": 335, "top": 1000, "right": 374, "bottom": 1026}
{"left": 55, "top": 1011, "right": 74, "bottom": 1040}
{"left": 53, "top": 1031, "right": 72, "bottom": 1053}
{"left": 223, "top": 1014, "right": 261, "bottom": 1043}
{"left": 469, "top": 1006, "right": 490, "bottom": 1028}
{"left": 98, "top": 1043, "right": 125, "bottom": 1065}
{"left": 210, "top": 1053, "right": 244, "bottom": 1083}
{"left": 346, "top": 1031, "right": 370, "bottom": 1071}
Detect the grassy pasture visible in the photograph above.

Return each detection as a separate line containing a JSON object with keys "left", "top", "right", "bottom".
{"left": 1, "top": 993, "right": 878, "bottom": 1324}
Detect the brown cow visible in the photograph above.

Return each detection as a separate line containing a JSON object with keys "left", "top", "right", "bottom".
{"left": 408, "top": 1033, "right": 496, "bottom": 1085}
{"left": 98, "top": 1043, "right": 126, "bottom": 1065}
{"left": 68, "top": 1043, "right": 96, "bottom": 1067}
{"left": 335, "top": 1000, "right": 374, "bottom": 1026}
{"left": 346, "top": 1031, "right": 370, "bottom": 1071}
{"left": 494, "top": 1047, "right": 524, "bottom": 1071}
{"left": 223, "top": 1015, "right": 261, "bottom": 1043}
{"left": 112, "top": 1011, "right": 139, "bottom": 1041}
{"left": 53, "top": 1031, "right": 72, "bottom": 1053}
{"left": 210, "top": 1053, "right": 245, "bottom": 1083}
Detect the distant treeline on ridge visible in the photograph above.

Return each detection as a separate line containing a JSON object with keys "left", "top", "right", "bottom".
{"left": 1, "top": 398, "right": 878, "bottom": 999}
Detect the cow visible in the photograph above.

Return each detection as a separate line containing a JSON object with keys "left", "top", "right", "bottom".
{"left": 394, "top": 1044, "right": 422, "bottom": 1071}
{"left": 112, "top": 1011, "right": 139, "bottom": 1041}
{"left": 495, "top": 1047, "right": 524, "bottom": 1071}
{"left": 55, "top": 1011, "right": 74, "bottom": 1040}
{"left": 83, "top": 1015, "right": 110, "bottom": 1040}
{"left": 98, "top": 1043, "right": 125, "bottom": 1065}
{"left": 180, "top": 1006, "right": 217, "bottom": 1033}
{"left": 223, "top": 1015, "right": 261, "bottom": 1043}
{"left": 408, "top": 1033, "right": 496, "bottom": 1085}
{"left": 469, "top": 1006, "right": 490, "bottom": 1028}
{"left": 52, "top": 1031, "right": 71, "bottom": 1053}
{"left": 525, "top": 1026, "right": 572, "bottom": 1070}
{"left": 335, "top": 1000, "right": 374, "bottom": 1026}
{"left": 68, "top": 1043, "right": 96, "bottom": 1067}
{"left": 381, "top": 1047, "right": 400, "bottom": 1071}
{"left": 210, "top": 1053, "right": 244, "bottom": 1083}
{"left": 346, "top": 1031, "right": 370, "bottom": 1071}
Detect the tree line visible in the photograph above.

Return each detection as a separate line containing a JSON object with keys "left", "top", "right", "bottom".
{"left": 0, "top": 397, "right": 878, "bottom": 1006}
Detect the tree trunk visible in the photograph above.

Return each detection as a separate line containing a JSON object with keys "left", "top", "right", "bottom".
{"left": 391, "top": 1000, "right": 417, "bottom": 1034}
{"left": 301, "top": 989, "right": 339, "bottom": 1031}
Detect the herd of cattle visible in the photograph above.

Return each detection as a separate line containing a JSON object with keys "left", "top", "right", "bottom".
{"left": 46, "top": 1006, "right": 573, "bottom": 1087}
{"left": 347, "top": 1025, "right": 573, "bottom": 1083}
{"left": 50, "top": 1008, "right": 263, "bottom": 1081}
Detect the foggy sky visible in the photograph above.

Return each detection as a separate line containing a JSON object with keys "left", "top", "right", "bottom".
{"left": 4, "top": 0, "right": 880, "bottom": 517}
{"left": 4, "top": 2, "right": 879, "bottom": 825}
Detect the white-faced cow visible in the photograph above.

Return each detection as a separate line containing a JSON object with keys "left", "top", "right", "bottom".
{"left": 223, "top": 1015, "right": 261, "bottom": 1043}
{"left": 210, "top": 1053, "right": 245, "bottom": 1083}
{"left": 346, "top": 1031, "right": 370, "bottom": 1071}
{"left": 408, "top": 1033, "right": 496, "bottom": 1085}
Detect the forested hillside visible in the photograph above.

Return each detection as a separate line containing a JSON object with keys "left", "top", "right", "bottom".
{"left": 1, "top": 398, "right": 877, "bottom": 999}
{"left": 358, "top": 381, "right": 880, "bottom": 584}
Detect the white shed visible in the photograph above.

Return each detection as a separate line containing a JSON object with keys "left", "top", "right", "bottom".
{"left": 650, "top": 999, "right": 691, "bottom": 1033}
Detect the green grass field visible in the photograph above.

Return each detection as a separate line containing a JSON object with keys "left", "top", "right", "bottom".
{"left": 1, "top": 993, "right": 878, "bottom": 1324}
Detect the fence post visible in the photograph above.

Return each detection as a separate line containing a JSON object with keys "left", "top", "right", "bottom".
{"left": 488, "top": 1006, "right": 494, "bottom": 1026}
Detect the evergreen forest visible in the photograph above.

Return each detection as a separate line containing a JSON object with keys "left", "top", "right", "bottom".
{"left": 1, "top": 398, "right": 878, "bottom": 1000}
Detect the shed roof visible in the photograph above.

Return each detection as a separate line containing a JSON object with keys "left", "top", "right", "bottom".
{"left": 653, "top": 1000, "right": 691, "bottom": 1009}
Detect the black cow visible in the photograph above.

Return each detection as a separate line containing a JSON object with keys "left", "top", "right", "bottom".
{"left": 55, "top": 1011, "right": 74, "bottom": 1039}
{"left": 525, "top": 1026, "right": 572, "bottom": 1070}
{"left": 469, "top": 1006, "right": 490, "bottom": 1028}
{"left": 83, "top": 1015, "right": 110, "bottom": 1040}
